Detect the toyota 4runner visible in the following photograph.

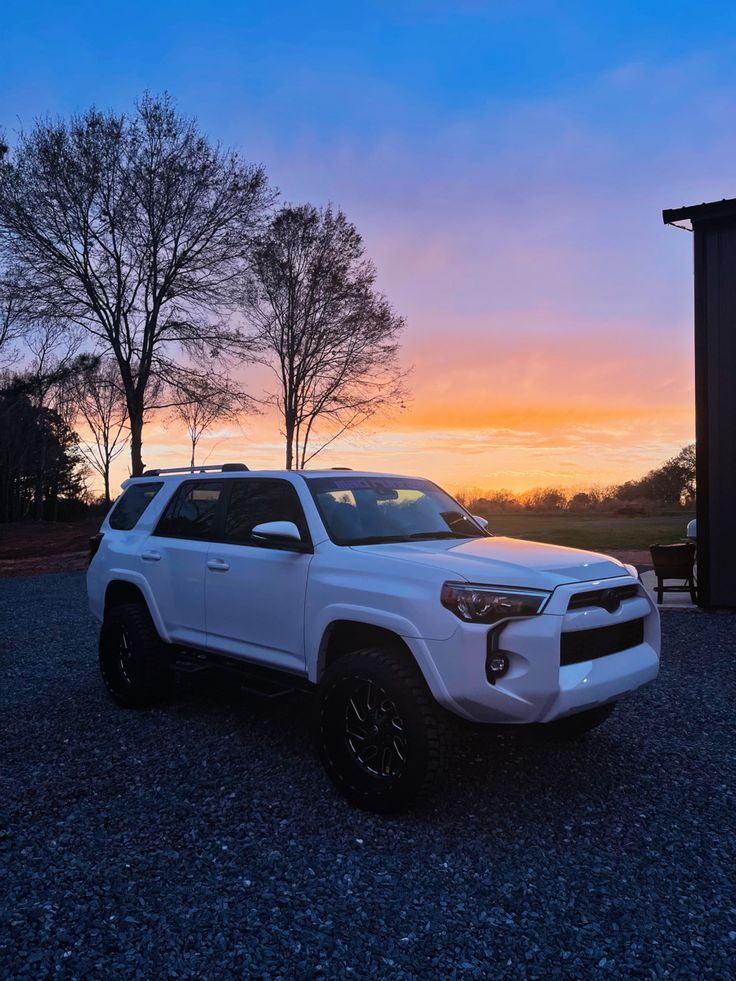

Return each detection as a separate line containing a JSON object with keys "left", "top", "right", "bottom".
{"left": 87, "top": 463, "right": 660, "bottom": 812}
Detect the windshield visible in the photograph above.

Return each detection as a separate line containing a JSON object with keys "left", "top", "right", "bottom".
{"left": 307, "top": 476, "right": 488, "bottom": 546}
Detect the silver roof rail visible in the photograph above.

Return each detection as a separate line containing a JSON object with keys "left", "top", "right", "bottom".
{"left": 142, "top": 463, "right": 249, "bottom": 477}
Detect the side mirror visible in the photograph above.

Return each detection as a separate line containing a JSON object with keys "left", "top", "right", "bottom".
{"left": 251, "top": 520, "right": 304, "bottom": 547}
{"left": 473, "top": 515, "right": 489, "bottom": 530}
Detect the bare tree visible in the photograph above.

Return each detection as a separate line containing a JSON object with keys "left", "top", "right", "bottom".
{"left": 70, "top": 357, "right": 128, "bottom": 504}
{"left": 0, "top": 93, "right": 273, "bottom": 475}
{"left": 247, "top": 204, "right": 408, "bottom": 469}
{"left": 169, "top": 372, "right": 250, "bottom": 467}
{"left": 0, "top": 269, "right": 29, "bottom": 368}
{"left": 24, "top": 319, "right": 83, "bottom": 412}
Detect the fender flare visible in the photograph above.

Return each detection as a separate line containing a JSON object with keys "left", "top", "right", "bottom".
{"left": 308, "top": 603, "right": 452, "bottom": 705}
{"left": 103, "top": 571, "right": 172, "bottom": 643}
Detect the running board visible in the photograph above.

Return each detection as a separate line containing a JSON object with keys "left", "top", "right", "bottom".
{"left": 171, "top": 648, "right": 311, "bottom": 699}
{"left": 172, "top": 654, "right": 211, "bottom": 674}
{"left": 239, "top": 677, "right": 296, "bottom": 699}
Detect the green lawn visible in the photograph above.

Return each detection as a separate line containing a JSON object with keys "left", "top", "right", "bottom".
{"left": 482, "top": 512, "right": 694, "bottom": 552}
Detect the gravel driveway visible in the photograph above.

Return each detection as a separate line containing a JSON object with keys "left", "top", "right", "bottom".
{"left": 1, "top": 572, "right": 734, "bottom": 979}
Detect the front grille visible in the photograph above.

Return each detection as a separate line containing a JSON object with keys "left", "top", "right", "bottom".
{"left": 560, "top": 618, "right": 644, "bottom": 666}
{"left": 567, "top": 583, "right": 639, "bottom": 612}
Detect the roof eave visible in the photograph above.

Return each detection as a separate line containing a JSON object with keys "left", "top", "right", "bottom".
{"left": 663, "top": 197, "right": 736, "bottom": 227}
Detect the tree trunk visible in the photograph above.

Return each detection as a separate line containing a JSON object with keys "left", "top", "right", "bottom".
{"left": 103, "top": 468, "right": 111, "bottom": 505}
{"left": 285, "top": 415, "right": 295, "bottom": 470}
{"left": 34, "top": 427, "right": 47, "bottom": 521}
{"left": 129, "top": 411, "right": 145, "bottom": 476}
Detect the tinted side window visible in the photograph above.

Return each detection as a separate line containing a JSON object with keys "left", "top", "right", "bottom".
{"left": 224, "top": 479, "right": 308, "bottom": 544}
{"left": 154, "top": 481, "right": 224, "bottom": 540}
{"left": 108, "top": 482, "right": 164, "bottom": 531}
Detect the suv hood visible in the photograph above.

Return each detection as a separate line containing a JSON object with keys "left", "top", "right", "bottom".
{"left": 351, "top": 536, "right": 628, "bottom": 589}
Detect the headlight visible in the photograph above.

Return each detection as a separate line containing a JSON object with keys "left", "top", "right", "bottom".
{"left": 623, "top": 563, "right": 639, "bottom": 580}
{"left": 440, "top": 582, "right": 551, "bottom": 624}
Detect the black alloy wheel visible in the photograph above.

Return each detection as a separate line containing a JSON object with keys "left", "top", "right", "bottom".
{"left": 315, "top": 647, "right": 448, "bottom": 813}
{"left": 343, "top": 678, "right": 407, "bottom": 778}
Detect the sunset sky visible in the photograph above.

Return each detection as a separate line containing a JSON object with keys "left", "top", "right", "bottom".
{"left": 3, "top": 0, "right": 734, "bottom": 494}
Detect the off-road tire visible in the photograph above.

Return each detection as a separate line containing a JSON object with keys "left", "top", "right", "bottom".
{"left": 537, "top": 702, "right": 616, "bottom": 739}
{"left": 315, "top": 647, "right": 448, "bottom": 814}
{"left": 99, "top": 603, "right": 170, "bottom": 709}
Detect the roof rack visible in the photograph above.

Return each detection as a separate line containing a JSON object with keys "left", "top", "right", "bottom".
{"left": 330, "top": 467, "right": 352, "bottom": 471}
{"left": 142, "top": 463, "right": 249, "bottom": 477}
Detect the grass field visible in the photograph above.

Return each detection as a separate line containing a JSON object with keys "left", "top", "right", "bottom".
{"left": 482, "top": 512, "right": 694, "bottom": 552}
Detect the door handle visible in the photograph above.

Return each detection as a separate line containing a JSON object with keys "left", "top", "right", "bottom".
{"left": 141, "top": 550, "right": 161, "bottom": 562}
{"left": 207, "top": 558, "right": 230, "bottom": 572}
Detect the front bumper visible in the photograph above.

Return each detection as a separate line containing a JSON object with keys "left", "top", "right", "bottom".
{"left": 410, "top": 576, "right": 661, "bottom": 725}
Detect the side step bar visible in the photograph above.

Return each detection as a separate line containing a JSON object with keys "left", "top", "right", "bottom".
{"left": 171, "top": 648, "right": 313, "bottom": 699}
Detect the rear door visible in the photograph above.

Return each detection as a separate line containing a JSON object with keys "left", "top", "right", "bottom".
{"left": 145, "top": 479, "right": 226, "bottom": 647}
{"left": 205, "top": 478, "right": 312, "bottom": 673}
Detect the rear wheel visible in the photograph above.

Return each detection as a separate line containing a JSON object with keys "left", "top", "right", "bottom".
{"left": 538, "top": 702, "right": 616, "bottom": 739}
{"left": 99, "top": 603, "right": 170, "bottom": 708}
{"left": 315, "top": 647, "right": 448, "bottom": 813}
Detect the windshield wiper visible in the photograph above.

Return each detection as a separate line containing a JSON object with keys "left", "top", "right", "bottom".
{"left": 407, "top": 531, "right": 472, "bottom": 540}
{"left": 347, "top": 531, "right": 482, "bottom": 545}
{"left": 348, "top": 535, "right": 413, "bottom": 545}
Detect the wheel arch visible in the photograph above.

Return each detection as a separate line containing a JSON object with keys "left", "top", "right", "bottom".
{"left": 317, "top": 620, "right": 413, "bottom": 677}
{"left": 314, "top": 616, "right": 452, "bottom": 700}
{"left": 103, "top": 576, "right": 170, "bottom": 642}
{"left": 105, "top": 579, "right": 147, "bottom": 611}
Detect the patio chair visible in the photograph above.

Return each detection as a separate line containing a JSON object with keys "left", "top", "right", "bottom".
{"left": 649, "top": 543, "right": 697, "bottom": 605}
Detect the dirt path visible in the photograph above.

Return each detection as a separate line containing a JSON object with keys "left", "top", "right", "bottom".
{"left": 0, "top": 519, "right": 101, "bottom": 578}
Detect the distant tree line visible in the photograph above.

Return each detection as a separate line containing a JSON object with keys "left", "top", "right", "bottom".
{"left": 458, "top": 444, "right": 696, "bottom": 516}
{"left": 615, "top": 444, "right": 695, "bottom": 506}
{"left": 0, "top": 93, "right": 409, "bottom": 521}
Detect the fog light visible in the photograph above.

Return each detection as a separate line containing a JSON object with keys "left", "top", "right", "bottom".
{"left": 486, "top": 651, "right": 510, "bottom": 683}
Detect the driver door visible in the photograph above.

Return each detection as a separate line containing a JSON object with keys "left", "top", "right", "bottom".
{"left": 205, "top": 478, "right": 313, "bottom": 674}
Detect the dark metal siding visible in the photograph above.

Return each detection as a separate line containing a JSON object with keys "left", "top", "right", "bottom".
{"left": 693, "top": 218, "right": 736, "bottom": 607}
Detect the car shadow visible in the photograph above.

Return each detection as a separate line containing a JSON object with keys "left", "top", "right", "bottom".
{"left": 158, "top": 667, "right": 645, "bottom": 826}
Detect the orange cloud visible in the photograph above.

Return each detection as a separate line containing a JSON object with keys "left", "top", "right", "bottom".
{"left": 93, "top": 302, "right": 694, "bottom": 497}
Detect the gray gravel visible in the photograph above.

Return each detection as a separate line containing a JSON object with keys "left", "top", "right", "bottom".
{"left": 1, "top": 572, "right": 734, "bottom": 979}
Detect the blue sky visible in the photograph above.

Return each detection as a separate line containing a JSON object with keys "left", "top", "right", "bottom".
{"left": 2, "top": 1, "right": 735, "bottom": 488}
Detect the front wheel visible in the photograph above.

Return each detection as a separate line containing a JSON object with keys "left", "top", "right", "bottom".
{"left": 315, "top": 647, "right": 448, "bottom": 814}
{"left": 99, "top": 603, "right": 170, "bottom": 708}
{"left": 537, "top": 702, "right": 616, "bottom": 739}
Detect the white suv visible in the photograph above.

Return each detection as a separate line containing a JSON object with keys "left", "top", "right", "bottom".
{"left": 87, "top": 464, "right": 660, "bottom": 812}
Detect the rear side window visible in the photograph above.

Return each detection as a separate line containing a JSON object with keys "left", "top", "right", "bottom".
{"left": 108, "top": 482, "right": 164, "bottom": 531}
{"left": 224, "top": 479, "right": 309, "bottom": 544}
{"left": 154, "top": 481, "right": 225, "bottom": 540}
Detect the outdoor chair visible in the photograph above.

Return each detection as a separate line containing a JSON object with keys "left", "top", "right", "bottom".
{"left": 649, "top": 543, "right": 697, "bottom": 605}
